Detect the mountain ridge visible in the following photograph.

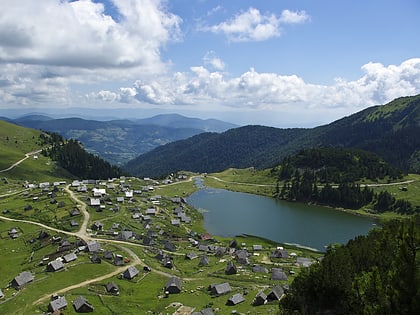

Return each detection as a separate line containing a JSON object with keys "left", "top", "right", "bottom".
{"left": 124, "top": 95, "right": 420, "bottom": 177}
{"left": 11, "top": 114, "right": 237, "bottom": 166}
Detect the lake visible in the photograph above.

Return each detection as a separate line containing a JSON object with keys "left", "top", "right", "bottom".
{"left": 187, "top": 180, "right": 377, "bottom": 251}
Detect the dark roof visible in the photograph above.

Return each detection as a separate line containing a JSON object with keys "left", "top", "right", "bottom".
{"left": 165, "top": 276, "right": 182, "bottom": 294}
{"left": 73, "top": 295, "right": 94, "bottom": 312}
{"left": 235, "top": 249, "right": 249, "bottom": 265}
{"left": 215, "top": 246, "right": 226, "bottom": 257}
{"left": 210, "top": 282, "right": 231, "bottom": 295}
{"left": 199, "top": 255, "right": 210, "bottom": 266}
{"left": 192, "top": 308, "right": 215, "bottom": 315}
{"left": 123, "top": 266, "right": 139, "bottom": 280}
{"left": 49, "top": 296, "right": 68, "bottom": 312}
{"left": 225, "top": 261, "right": 237, "bottom": 275}
{"left": 86, "top": 241, "right": 101, "bottom": 253}
{"left": 12, "top": 271, "right": 34, "bottom": 289}
{"left": 47, "top": 260, "right": 64, "bottom": 272}
{"left": 267, "top": 284, "right": 284, "bottom": 301}
{"left": 297, "top": 257, "right": 314, "bottom": 267}
{"left": 163, "top": 241, "right": 176, "bottom": 252}
{"left": 63, "top": 253, "right": 77, "bottom": 263}
{"left": 271, "top": 268, "right": 288, "bottom": 281}
{"left": 106, "top": 282, "right": 119, "bottom": 293}
{"left": 185, "top": 252, "right": 198, "bottom": 260}
{"left": 271, "top": 248, "right": 289, "bottom": 259}
{"left": 90, "top": 254, "right": 102, "bottom": 264}
{"left": 118, "top": 230, "right": 133, "bottom": 241}
{"left": 227, "top": 293, "right": 245, "bottom": 305}
{"left": 253, "top": 291, "right": 267, "bottom": 306}
{"left": 103, "top": 250, "right": 113, "bottom": 260}
{"left": 143, "top": 236, "right": 155, "bottom": 246}
{"left": 252, "top": 265, "right": 269, "bottom": 273}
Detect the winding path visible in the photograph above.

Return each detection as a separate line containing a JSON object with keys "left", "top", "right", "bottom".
{"left": 0, "top": 149, "right": 42, "bottom": 173}
{"left": 0, "top": 181, "right": 179, "bottom": 306}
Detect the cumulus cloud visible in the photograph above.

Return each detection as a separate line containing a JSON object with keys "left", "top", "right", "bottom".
{"left": 201, "top": 7, "right": 310, "bottom": 42}
{"left": 0, "top": 0, "right": 181, "bottom": 70}
{"left": 0, "top": 0, "right": 183, "bottom": 107}
{"left": 91, "top": 58, "right": 420, "bottom": 116}
{"left": 203, "top": 51, "right": 226, "bottom": 70}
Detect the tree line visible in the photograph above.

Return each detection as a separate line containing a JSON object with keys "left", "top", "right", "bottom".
{"left": 41, "top": 132, "right": 125, "bottom": 179}
{"left": 280, "top": 216, "right": 420, "bottom": 315}
{"left": 273, "top": 148, "right": 419, "bottom": 214}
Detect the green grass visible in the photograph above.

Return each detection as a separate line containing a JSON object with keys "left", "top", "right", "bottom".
{"left": 204, "top": 168, "right": 276, "bottom": 197}
{"left": 0, "top": 120, "right": 44, "bottom": 170}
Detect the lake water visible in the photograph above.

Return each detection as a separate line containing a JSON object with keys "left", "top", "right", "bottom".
{"left": 187, "top": 180, "right": 377, "bottom": 251}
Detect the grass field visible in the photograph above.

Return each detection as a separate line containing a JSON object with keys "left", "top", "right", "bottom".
{"left": 0, "top": 121, "right": 44, "bottom": 170}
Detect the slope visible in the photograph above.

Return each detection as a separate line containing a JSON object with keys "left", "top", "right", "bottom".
{"left": 124, "top": 94, "right": 420, "bottom": 178}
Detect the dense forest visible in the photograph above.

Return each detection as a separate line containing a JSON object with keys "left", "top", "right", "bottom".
{"left": 273, "top": 148, "right": 418, "bottom": 214}
{"left": 273, "top": 147, "right": 403, "bottom": 183}
{"left": 124, "top": 95, "right": 420, "bottom": 178}
{"left": 41, "top": 133, "right": 125, "bottom": 179}
{"left": 280, "top": 216, "right": 420, "bottom": 315}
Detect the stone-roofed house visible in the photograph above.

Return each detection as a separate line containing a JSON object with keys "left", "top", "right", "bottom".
{"left": 122, "top": 266, "right": 139, "bottom": 280}
{"left": 164, "top": 276, "right": 182, "bottom": 294}
{"left": 105, "top": 282, "right": 119, "bottom": 294}
{"left": 63, "top": 253, "right": 77, "bottom": 263}
{"left": 267, "top": 284, "right": 284, "bottom": 301}
{"left": 49, "top": 296, "right": 68, "bottom": 312}
{"left": 210, "top": 282, "right": 231, "bottom": 295}
{"left": 91, "top": 221, "right": 103, "bottom": 231}
{"left": 118, "top": 230, "right": 133, "bottom": 241}
{"left": 225, "top": 261, "right": 237, "bottom": 275}
{"left": 296, "top": 257, "right": 314, "bottom": 267}
{"left": 73, "top": 295, "right": 94, "bottom": 313}
{"left": 271, "top": 248, "right": 289, "bottom": 259}
{"left": 185, "top": 252, "right": 198, "bottom": 260}
{"left": 11, "top": 271, "right": 34, "bottom": 290}
{"left": 191, "top": 308, "right": 215, "bottom": 315}
{"left": 226, "top": 293, "right": 245, "bottom": 306}
{"left": 86, "top": 241, "right": 101, "bottom": 253}
{"left": 47, "top": 260, "right": 64, "bottom": 272}
{"left": 199, "top": 255, "right": 210, "bottom": 266}
{"left": 271, "top": 268, "right": 288, "bottom": 281}
{"left": 252, "top": 265, "right": 269, "bottom": 273}
{"left": 215, "top": 246, "right": 227, "bottom": 257}
{"left": 235, "top": 249, "right": 250, "bottom": 265}
{"left": 253, "top": 291, "right": 268, "bottom": 306}
{"left": 90, "top": 254, "right": 102, "bottom": 264}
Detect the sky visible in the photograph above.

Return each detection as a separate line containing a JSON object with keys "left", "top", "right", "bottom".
{"left": 0, "top": 0, "right": 419, "bottom": 127}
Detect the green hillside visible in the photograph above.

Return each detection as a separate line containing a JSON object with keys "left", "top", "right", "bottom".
{"left": 0, "top": 120, "right": 44, "bottom": 169}
{"left": 13, "top": 114, "right": 236, "bottom": 166}
{"left": 124, "top": 95, "right": 420, "bottom": 178}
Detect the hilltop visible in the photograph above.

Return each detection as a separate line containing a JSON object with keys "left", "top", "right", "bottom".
{"left": 125, "top": 95, "right": 420, "bottom": 178}
{"left": 12, "top": 114, "right": 237, "bottom": 166}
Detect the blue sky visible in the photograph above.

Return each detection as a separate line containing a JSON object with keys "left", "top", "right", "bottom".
{"left": 0, "top": 0, "right": 419, "bottom": 127}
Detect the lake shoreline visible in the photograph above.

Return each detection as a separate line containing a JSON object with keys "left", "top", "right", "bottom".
{"left": 187, "top": 183, "right": 376, "bottom": 252}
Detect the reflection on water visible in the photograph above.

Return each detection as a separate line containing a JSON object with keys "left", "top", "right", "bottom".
{"left": 188, "top": 177, "right": 376, "bottom": 251}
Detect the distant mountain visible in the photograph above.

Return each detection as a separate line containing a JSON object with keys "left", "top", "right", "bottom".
{"left": 124, "top": 126, "right": 308, "bottom": 177}
{"left": 12, "top": 114, "right": 237, "bottom": 166}
{"left": 14, "top": 114, "right": 53, "bottom": 122}
{"left": 134, "top": 113, "right": 238, "bottom": 132}
{"left": 124, "top": 95, "right": 420, "bottom": 178}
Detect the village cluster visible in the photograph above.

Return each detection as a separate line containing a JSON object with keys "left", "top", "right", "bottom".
{"left": 1, "top": 175, "right": 317, "bottom": 314}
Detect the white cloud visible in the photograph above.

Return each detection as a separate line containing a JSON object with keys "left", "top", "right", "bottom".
{"left": 0, "top": 0, "right": 181, "bottom": 70}
{"left": 203, "top": 51, "right": 225, "bottom": 70}
{"left": 91, "top": 58, "right": 420, "bottom": 118}
{"left": 0, "top": 0, "right": 183, "bottom": 107}
{"left": 201, "top": 7, "right": 310, "bottom": 42}
{"left": 279, "top": 9, "right": 310, "bottom": 24}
